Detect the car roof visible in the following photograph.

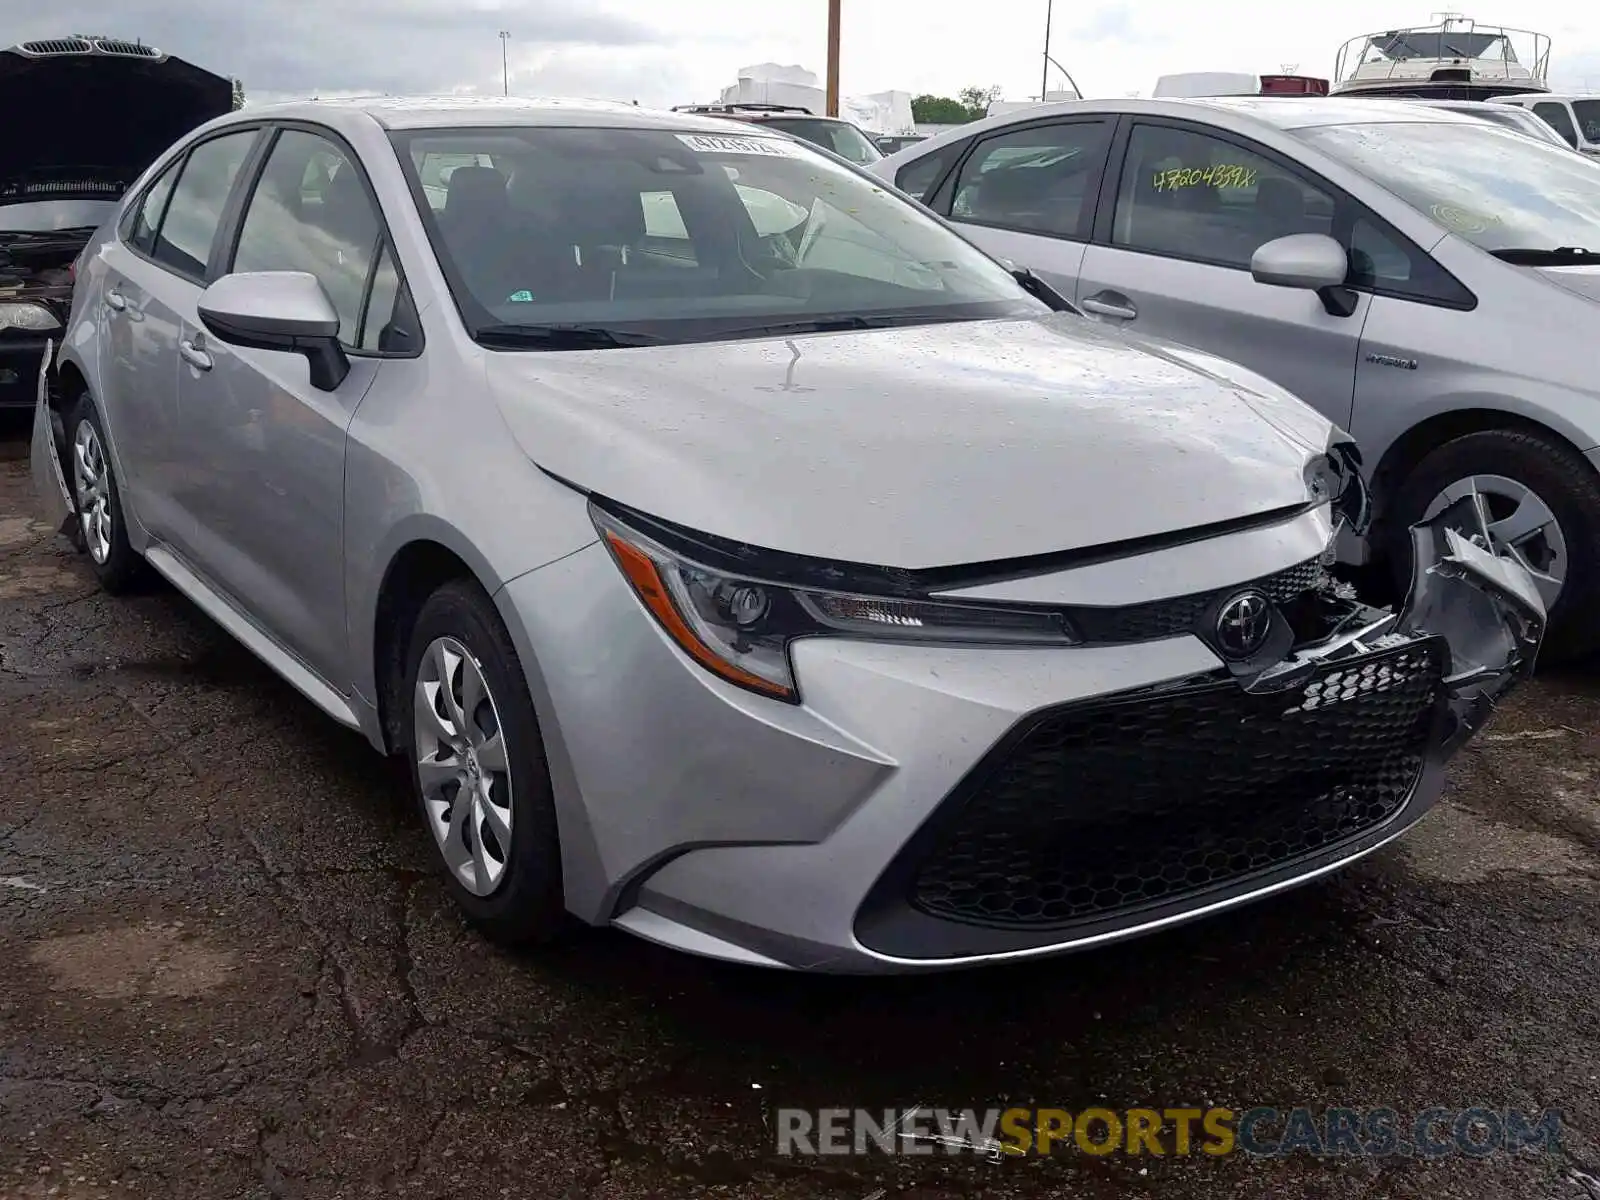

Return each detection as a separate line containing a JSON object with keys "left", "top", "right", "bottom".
{"left": 875, "top": 94, "right": 1488, "bottom": 170}
{"left": 216, "top": 94, "right": 798, "bottom": 135}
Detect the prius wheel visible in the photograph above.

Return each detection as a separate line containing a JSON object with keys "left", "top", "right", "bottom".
{"left": 68, "top": 394, "right": 145, "bottom": 594}
{"left": 1387, "top": 427, "right": 1600, "bottom": 662}
{"left": 404, "top": 580, "right": 566, "bottom": 944}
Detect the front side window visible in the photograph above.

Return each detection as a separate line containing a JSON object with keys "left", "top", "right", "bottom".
{"left": 949, "top": 121, "right": 1112, "bottom": 240}
{"left": 1111, "top": 124, "right": 1335, "bottom": 268}
{"left": 1532, "top": 103, "right": 1580, "bottom": 148}
{"left": 392, "top": 124, "right": 1042, "bottom": 348}
{"left": 151, "top": 130, "right": 258, "bottom": 278}
{"left": 232, "top": 129, "right": 381, "bottom": 344}
{"left": 1296, "top": 120, "right": 1600, "bottom": 254}
{"left": 1572, "top": 99, "right": 1600, "bottom": 145}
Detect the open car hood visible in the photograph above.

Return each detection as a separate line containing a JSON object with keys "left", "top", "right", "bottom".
{"left": 0, "top": 38, "right": 233, "bottom": 198}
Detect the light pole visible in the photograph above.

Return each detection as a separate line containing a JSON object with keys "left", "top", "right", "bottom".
{"left": 825, "top": 0, "right": 841, "bottom": 117}
{"left": 1041, "top": 0, "right": 1052, "bottom": 101}
{"left": 498, "top": 30, "right": 510, "bottom": 96}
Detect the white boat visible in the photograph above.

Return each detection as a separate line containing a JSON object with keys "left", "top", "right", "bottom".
{"left": 1332, "top": 14, "right": 1550, "bottom": 100}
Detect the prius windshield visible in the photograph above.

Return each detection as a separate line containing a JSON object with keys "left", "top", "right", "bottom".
{"left": 393, "top": 124, "right": 1041, "bottom": 347}
{"left": 1297, "top": 120, "right": 1600, "bottom": 253}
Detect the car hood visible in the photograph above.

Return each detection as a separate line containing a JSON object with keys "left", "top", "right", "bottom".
{"left": 485, "top": 314, "right": 1335, "bottom": 569}
{"left": 0, "top": 40, "right": 233, "bottom": 196}
{"left": 1532, "top": 263, "right": 1600, "bottom": 304}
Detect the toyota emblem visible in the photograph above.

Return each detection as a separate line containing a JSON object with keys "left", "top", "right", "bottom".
{"left": 1215, "top": 590, "right": 1273, "bottom": 659}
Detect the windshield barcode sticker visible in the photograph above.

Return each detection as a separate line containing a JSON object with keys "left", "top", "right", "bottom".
{"left": 675, "top": 133, "right": 797, "bottom": 156}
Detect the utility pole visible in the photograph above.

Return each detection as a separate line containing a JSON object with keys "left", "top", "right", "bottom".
{"left": 498, "top": 30, "right": 511, "bottom": 96}
{"left": 825, "top": 0, "right": 841, "bottom": 116}
{"left": 1041, "top": 0, "right": 1053, "bottom": 100}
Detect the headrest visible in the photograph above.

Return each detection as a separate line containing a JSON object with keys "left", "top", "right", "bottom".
{"left": 444, "top": 166, "right": 508, "bottom": 222}
{"left": 320, "top": 165, "right": 372, "bottom": 240}
{"left": 1254, "top": 176, "right": 1305, "bottom": 221}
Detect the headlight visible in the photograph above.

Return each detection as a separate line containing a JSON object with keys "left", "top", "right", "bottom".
{"left": 592, "top": 504, "right": 1078, "bottom": 703}
{"left": 0, "top": 302, "right": 62, "bottom": 333}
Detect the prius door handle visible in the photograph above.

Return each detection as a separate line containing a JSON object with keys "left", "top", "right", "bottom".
{"left": 1080, "top": 293, "right": 1138, "bottom": 321}
{"left": 179, "top": 337, "right": 213, "bottom": 371}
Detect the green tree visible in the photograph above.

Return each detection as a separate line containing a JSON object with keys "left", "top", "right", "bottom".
{"left": 911, "top": 85, "right": 1003, "bottom": 124}
{"left": 957, "top": 84, "right": 1003, "bottom": 117}
{"left": 231, "top": 78, "right": 245, "bottom": 110}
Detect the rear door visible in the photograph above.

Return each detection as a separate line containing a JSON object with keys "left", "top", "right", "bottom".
{"left": 93, "top": 128, "right": 262, "bottom": 544}
{"left": 930, "top": 117, "right": 1117, "bottom": 297}
{"left": 1074, "top": 118, "right": 1369, "bottom": 430}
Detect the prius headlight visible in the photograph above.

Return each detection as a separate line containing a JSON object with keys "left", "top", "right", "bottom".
{"left": 592, "top": 504, "right": 1078, "bottom": 703}
{"left": 0, "top": 302, "right": 62, "bottom": 333}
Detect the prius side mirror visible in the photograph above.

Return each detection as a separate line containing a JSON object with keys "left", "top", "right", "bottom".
{"left": 197, "top": 270, "right": 351, "bottom": 391}
{"left": 1250, "top": 233, "right": 1359, "bottom": 319}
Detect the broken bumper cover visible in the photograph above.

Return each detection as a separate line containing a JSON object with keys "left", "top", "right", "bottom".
{"left": 612, "top": 502, "right": 1543, "bottom": 973}
{"left": 29, "top": 338, "right": 77, "bottom": 542}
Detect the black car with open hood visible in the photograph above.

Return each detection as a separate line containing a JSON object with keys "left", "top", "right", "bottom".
{"left": 0, "top": 36, "right": 233, "bottom": 405}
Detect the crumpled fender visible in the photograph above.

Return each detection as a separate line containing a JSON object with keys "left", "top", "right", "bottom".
{"left": 29, "top": 339, "right": 78, "bottom": 544}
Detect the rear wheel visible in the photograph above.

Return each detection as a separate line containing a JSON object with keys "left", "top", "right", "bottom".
{"left": 1386, "top": 427, "right": 1600, "bottom": 661}
{"left": 402, "top": 580, "right": 567, "bottom": 945}
{"left": 67, "top": 394, "right": 146, "bottom": 594}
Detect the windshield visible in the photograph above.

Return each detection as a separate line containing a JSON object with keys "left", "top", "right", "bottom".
{"left": 1297, "top": 121, "right": 1600, "bottom": 252}
{"left": 394, "top": 124, "right": 1041, "bottom": 347}
{"left": 1573, "top": 99, "right": 1600, "bottom": 145}
{"left": 1463, "top": 107, "right": 1569, "bottom": 146}
{"left": 0, "top": 197, "right": 115, "bottom": 233}
{"left": 756, "top": 118, "right": 884, "bottom": 165}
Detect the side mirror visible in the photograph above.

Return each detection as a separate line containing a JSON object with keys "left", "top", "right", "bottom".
{"left": 1249, "top": 233, "right": 1359, "bottom": 318}
{"left": 197, "top": 271, "right": 350, "bottom": 391}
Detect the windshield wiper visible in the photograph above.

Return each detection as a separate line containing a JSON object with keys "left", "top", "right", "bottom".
{"left": 1011, "top": 267, "right": 1076, "bottom": 312}
{"left": 474, "top": 323, "right": 665, "bottom": 350}
{"left": 704, "top": 313, "right": 967, "bottom": 341}
{"left": 1489, "top": 246, "right": 1600, "bottom": 265}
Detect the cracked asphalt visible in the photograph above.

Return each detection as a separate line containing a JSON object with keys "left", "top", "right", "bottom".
{"left": 2, "top": 412, "right": 1599, "bottom": 1200}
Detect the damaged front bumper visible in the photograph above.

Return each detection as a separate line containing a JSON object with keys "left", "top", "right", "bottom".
{"left": 1240, "top": 492, "right": 1544, "bottom": 748}
{"left": 28, "top": 338, "right": 82, "bottom": 547}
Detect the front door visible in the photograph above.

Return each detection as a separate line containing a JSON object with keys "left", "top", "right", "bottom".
{"left": 1075, "top": 120, "right": 1369, "bottom": 431}
{"left": 177, "top": 126, "right": 390, "bottom": 684}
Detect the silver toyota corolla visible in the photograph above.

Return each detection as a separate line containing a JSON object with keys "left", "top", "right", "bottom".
{"left": 874, "top": 97, "right": 1600, "bottom": 659}
{"left": 31, "top": 97, "right": 1542, "bottom": 972}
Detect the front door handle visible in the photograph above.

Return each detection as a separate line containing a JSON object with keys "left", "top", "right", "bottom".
{"left": 179, "top": 337, "right": 213, "bottom": 371}
{"left": 104, "top": 289, "right": 127, "bottom": 312}
{"left": 1080, "top": 292, "right": 1138, "bottom": 321}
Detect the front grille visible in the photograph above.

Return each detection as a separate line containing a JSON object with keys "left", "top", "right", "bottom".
{"left": 17, "top": 38, "right": 93, "bottom": 55}
{"left": 1068, "top": 555, "right": 1326, "bottom": 643}
{"left": 909, "top": 638, "right": 1445, "bottom": 930}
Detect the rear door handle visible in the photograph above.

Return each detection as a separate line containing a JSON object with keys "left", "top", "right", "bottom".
{"left": 104, "top": 289, "right": 127, "bottom": 312}
{"left": 1080, "top": 293, "right": 1138, "bottom": 321}
{"left": 179, "top": 337, "right": 213, "bottom": 371}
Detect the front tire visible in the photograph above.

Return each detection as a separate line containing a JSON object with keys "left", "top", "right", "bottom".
{"left": 403, "top": 580, "right": 566, "bottom": 945}
{"left": 67, "top": 393, "right": 146, "bottom": 594}
{"left": 1386, "top": 427, "right": 1600, "bottom": 662}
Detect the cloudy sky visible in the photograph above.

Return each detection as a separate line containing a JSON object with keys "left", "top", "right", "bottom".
{"left": 11, "top": 0, "right": 1600, "bottom": 107}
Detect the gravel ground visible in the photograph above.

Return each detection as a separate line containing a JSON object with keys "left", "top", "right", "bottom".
{"left": 2, "top": 415, "right": 1598, "bottom": 1200}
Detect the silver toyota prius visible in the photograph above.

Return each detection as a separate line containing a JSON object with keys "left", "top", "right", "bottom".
{"left": 30, "top": 97, "right": 1542, "bottom": 972}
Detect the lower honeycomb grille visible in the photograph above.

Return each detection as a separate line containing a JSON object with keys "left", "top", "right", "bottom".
{"left": 908, "top": 639, "right": 1446, "bottom": 930}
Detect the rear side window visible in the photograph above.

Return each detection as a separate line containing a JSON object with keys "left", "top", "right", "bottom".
{"left": 123, "top": 159, "right": 181, "bottom": 253}
{"left": 948, "top": 121, "right": 1113, "bottom": 240}
{"left": 1533, "top": 102, "right": 1579, "bottom": 147}
{"left": 151, "top": 130, "right": 258, "bottom": 278}
{"left": 894, "top": 142, "right": 963, "bottom": 204}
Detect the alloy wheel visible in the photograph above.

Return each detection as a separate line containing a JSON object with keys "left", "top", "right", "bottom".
{"left": 413, "top": 636, "right": 514, "bottom": 897}
{"left": 71, "top": 419, "right": 113, "bottom": 565}
{"left": 1422, "top": 472, "right": 1566, "bottom": 610}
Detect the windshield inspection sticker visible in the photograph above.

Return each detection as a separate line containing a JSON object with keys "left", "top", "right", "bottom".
{"left": 675, "top": 132, "right": 797, "bottom": 157}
